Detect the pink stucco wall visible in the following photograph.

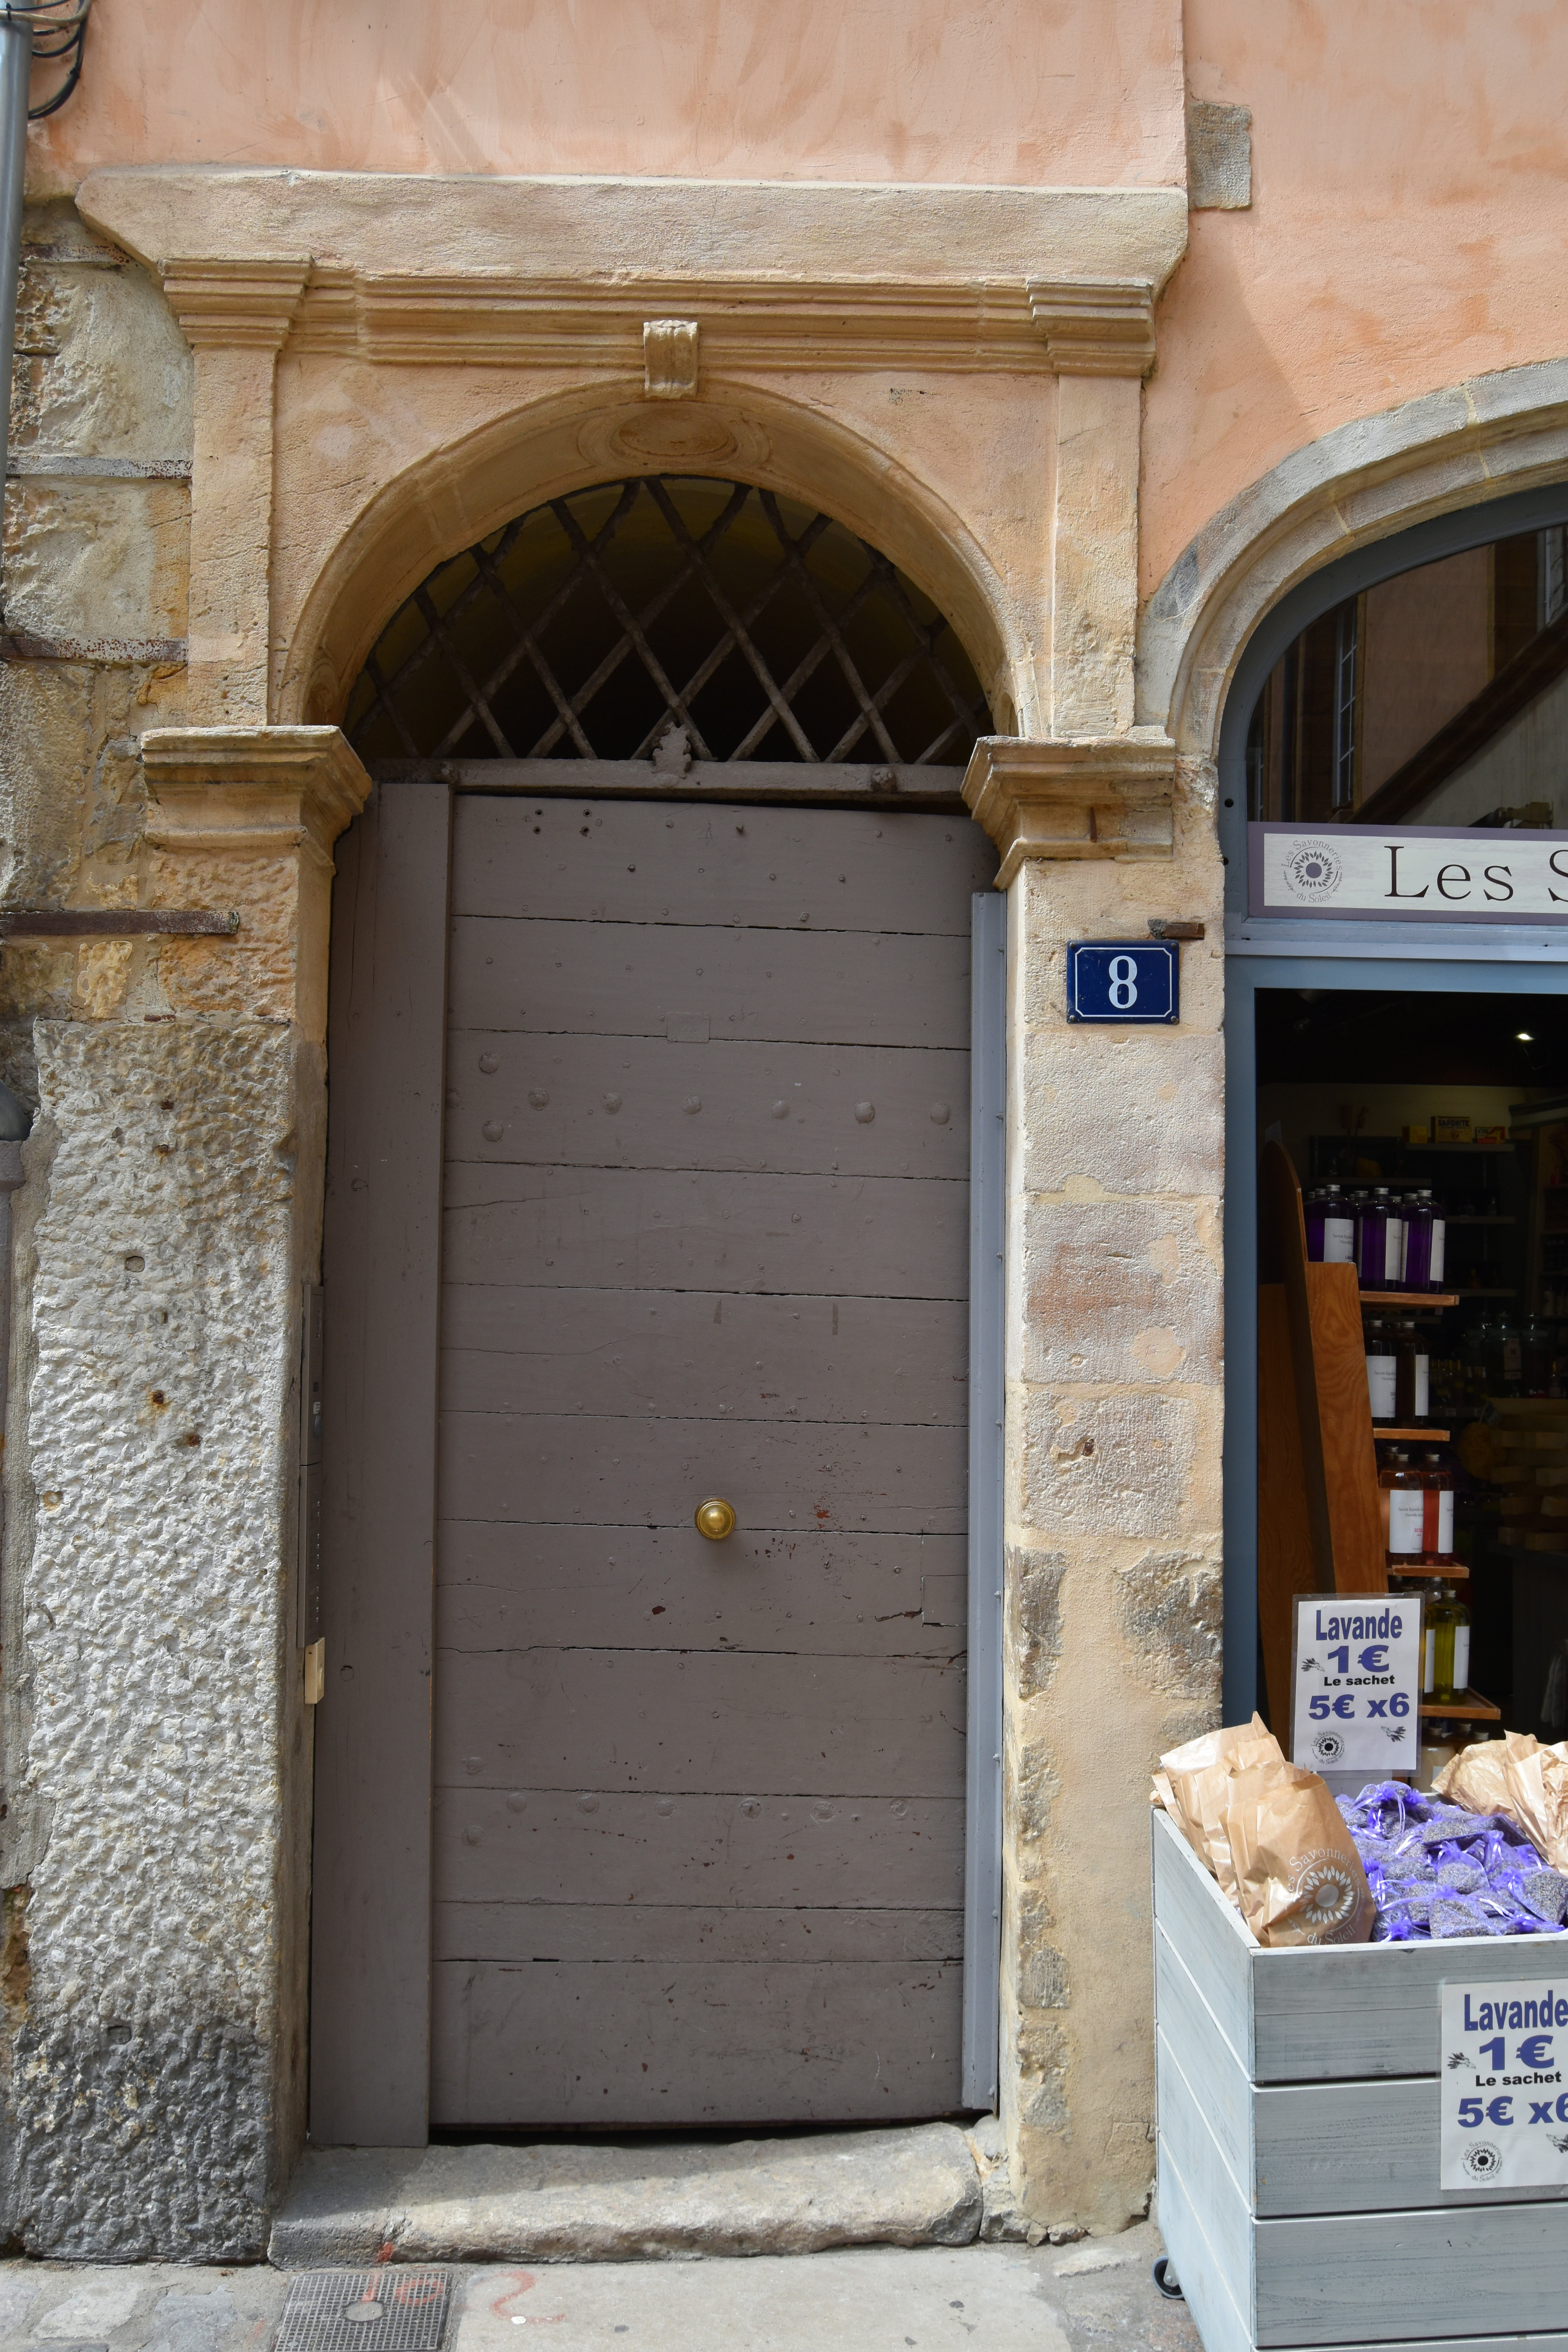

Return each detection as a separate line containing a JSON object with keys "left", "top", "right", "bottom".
{"left": 28, "top": 0, "right": 1568, "bottom": 595}
{"left": 25, "top": 0, "right": 1185, "bottom": 191}
{"left": 1143, "top": 0, "right": 1568, "bottom": 590}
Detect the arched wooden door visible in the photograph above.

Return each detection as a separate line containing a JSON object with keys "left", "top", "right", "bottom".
{"left": 311, "top": 480, "right": 998, "bottom": 2141}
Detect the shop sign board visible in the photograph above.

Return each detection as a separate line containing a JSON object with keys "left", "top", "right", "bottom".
{"left": 1250, "top": 822, "right": 1568, "bottom": 923}
{"left": 1289, "top": 1591, "right": 1423, "bottom": 1775}
{"left": 1441, "top": 1978, "right": 1568, "bottom": 2190}
{"left": 1064, "top": 940, "right": 1179, "bottom": 1024}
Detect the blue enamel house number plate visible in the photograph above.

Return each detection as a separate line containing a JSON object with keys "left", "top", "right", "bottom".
{"left": 1065, "top": 941, "right": 1180, "bottom": 1025}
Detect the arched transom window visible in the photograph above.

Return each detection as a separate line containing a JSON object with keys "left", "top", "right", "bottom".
{"left": 345, "top": 475, "right": 991, "bottom": 767}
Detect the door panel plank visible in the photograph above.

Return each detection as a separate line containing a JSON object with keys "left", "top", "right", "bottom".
{"left": 440, "top": 1289, "right": 967, "bottom": 1424}
{"left": 436, "top": 1523, "right": 964, "bottom": 1657}
{"left": 446, "top": 1030, "right": 969, "bottom": 1178}
{"left": 448, "top": 915, "right": 973, "bottom": 1048}
{"left": 450, "top": 799, "right": 995, "bottom": 931}
{"left": 443, "top": 1167, "right": 965, "bottom": 1298}
{"left": 434, "top": 1905, "right": 962, "bottom": 1964}
{"left": 429, "top": 1958, "right": 964, "bottom": 2129}
{"left": 434, "top": 1649, "right": 965, "bottom": 1797}
{"left": 430, "top": 1789, "right": 963, "bottom": 1907}
{"left": 439, "top": 1409, "right": 967, "bottom": 1533}
{"left": 313, "top": 779, "right": 453, "bottom": 2148}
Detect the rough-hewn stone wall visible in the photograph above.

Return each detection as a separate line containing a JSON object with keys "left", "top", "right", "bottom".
{"left": 0, "top": 205, "right": 319, "bottom": 2259}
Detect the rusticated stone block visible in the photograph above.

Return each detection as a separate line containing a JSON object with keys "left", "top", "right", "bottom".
{"left": 1, "top": 1017, "right": 317, "bottom": 2258}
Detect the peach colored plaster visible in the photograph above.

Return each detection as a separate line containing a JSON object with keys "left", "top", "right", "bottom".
{"left": 1142, "top": 0, "right": 1568, "bottom": 598}
{"left": 26, "top": 0, "right": 1184, "bottom": 194}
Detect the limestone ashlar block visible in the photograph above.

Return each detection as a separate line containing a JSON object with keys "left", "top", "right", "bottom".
{"left": 4, "top": 1018, "right": 310, "bottom": 2259}
{"left": 1020, "top": 1194, "right": 1221, "bottom": 1387}
{"left": 1019, "top": 1027, "right": 1222, "bottom": 1199}
{"left": 1015, "top": 1385, "right": 1201, "bottom": 1543}
{"left": 1, "top": 478, "right": 189, "bottom": 646}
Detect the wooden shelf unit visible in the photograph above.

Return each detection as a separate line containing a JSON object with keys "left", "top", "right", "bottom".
{"left": 1374, "top": 1426, "right": 1451, "bottom": 1442}
{"left": 1356, "top": 1291, "right": 1459, "bottom": 1309}
{"left": 1419, "top": 1690, "right": 1503, "bottom": 1721}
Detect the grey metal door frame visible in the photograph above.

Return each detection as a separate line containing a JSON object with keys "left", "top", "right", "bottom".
{"left": 313, "top": 761, "right": 1007, "bottom": 2141}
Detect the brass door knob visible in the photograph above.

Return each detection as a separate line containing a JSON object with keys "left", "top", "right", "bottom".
{"left": 695, "top": 1497, "right": 736, "bottom": 1541}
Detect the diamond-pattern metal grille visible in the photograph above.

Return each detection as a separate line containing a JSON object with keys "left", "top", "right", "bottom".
{"left": 345, "top": 476, "right": 991, "bottom": 765}
{"left": 274, "top": 2271, "right": 452, "bottom": 2352}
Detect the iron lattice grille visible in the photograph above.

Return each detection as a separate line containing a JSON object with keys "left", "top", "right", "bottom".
{"left": 345, "top": 476, "right": 991, "bottom": 765}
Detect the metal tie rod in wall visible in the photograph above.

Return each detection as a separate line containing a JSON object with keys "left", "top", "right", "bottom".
{"left": 0, "top": 909, "right": 240, "bottom": 939}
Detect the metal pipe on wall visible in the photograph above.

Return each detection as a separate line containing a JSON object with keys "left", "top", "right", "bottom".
{"left": 0, "top": 12, "right": 32, "bottom": 505}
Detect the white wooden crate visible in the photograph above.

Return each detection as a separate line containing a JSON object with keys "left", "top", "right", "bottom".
{"left": 1152, "top": 1806, "right": 1568, "bottom": 2351}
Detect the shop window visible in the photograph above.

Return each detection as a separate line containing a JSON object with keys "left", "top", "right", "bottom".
{"left": 1246, "top": 528, "right": 1568, "bottom": 831}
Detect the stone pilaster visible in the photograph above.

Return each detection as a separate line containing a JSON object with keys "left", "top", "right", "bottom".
{"left": 161, "top": 262, "right": 310, "bottom": 728}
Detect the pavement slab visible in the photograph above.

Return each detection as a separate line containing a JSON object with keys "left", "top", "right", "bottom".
{"left": 0, "top": 2226, "right": 1201, "bottom": 2352}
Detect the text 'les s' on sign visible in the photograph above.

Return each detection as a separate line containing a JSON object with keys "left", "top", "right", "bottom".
{"left": 1253, "top": 823, "right": 1568, "bottom": 923}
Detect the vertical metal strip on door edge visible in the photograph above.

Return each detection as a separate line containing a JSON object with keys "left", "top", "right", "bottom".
{"left": 962, "top": 889, "right": 1006, "bottom": 2110}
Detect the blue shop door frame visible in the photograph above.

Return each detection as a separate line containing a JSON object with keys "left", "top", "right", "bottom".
{"left": 1222, "top": 947, "right": 1568, "bottom": 1722}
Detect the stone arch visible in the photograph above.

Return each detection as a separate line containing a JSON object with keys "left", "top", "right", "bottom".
{"left": 278, "top": 381, "right": 1022, "bottom": 742}
{"left": 1141, "top": 357, "right": 1568, "bottom": 764}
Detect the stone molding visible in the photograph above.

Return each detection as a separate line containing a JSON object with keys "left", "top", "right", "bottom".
{"left": 167, "top": 263, "right": 1156, "bottom": 375}
{"left": 142, "top": 726, "right": 372, "bottom": 871}
{"left": 1027, "top": 280, "right": 1156, "bottom": 377}
{"left": 643, "top": 319, "right": 700, "bottom": 399}
{"left": 161, "top": 256, "right": 312, "bottom": 350}
{"left": 962, "top": 733, "right": 1177, "bottom": 887}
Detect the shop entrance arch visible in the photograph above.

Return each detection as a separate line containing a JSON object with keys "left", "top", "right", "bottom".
{"left": 310, "top": 475, "right": 1007, "bottom": 2145}
{"left": 1216, "top": 479, "right": 1568, "bottom": 1732}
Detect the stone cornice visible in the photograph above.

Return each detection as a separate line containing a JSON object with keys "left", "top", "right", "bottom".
{"left": 142, "top": 726, "right": 372, "bottom": 869}
{"left": 162, "top": 257, "right": 312, "bottom": 351}
{"left": 1027, "top": 279, "right": 1157, "bottom": 377}
{"left": 962, "top": 734, "right": 1177, "bottom": 887}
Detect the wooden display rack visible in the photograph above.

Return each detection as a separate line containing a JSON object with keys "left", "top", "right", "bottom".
{"left": 1256, "top": 1142, "right": 1496, "bottom": 1726}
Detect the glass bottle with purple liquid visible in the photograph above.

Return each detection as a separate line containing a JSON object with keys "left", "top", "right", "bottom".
{"left": 1305, "top": 1181, "right": 1355, "bottom": 1265}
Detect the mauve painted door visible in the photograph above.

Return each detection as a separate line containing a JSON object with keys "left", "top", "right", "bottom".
{"left": 430, "top": 794, "right": 992, "bottom": 2126}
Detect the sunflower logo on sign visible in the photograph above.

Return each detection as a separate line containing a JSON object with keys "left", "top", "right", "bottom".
{"left": 1311, "top": 1730, "right": 1345, "bottom": 1766}
{"left": 1281, "top": 839, "right": 1345, "bottom": 901}
{"left": 1290, "top": 1850, "right": 1360, "bottom": 1940}
{"left": 1463, "top": 2142, "right": 1504, "bottom": 2183}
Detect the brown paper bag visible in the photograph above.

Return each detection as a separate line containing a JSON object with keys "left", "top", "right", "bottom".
{"left": 1222, "top": 1760, "right": 1375, "bottom": 1947}
{"left": 1436, "top": 1730, "right": 1568, "bottom": 1867}
{"left": 1158, "top": 1716, "right": 1281, "bottom": 1900}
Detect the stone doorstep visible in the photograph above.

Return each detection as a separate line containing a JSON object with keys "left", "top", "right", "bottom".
{"left": 270, "top": 2123, "right": 1031, "bottom": 2267}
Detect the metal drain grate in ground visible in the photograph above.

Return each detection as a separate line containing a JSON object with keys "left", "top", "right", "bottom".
{"left": 276, "top": 2271, "right": 453, "bottom": 2352}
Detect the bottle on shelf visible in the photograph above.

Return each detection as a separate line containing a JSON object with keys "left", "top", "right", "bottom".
{"left": 1404, "top": 1188, "right": 1438, "bottom": 1290}
{"left": 1497, "top": 1316, "right": 1523, "bottom": 1396}
{"left": 1305, "top": 1181, "right": 1355, "bottom": 1265}
{"left": 1423, "top": 1579, "right": 1471, "bottom": 1705}
{"left": 1419, "top": 1447, "right": 1455, "bottom": 1566}
{"left": 1417, "top": 1719, "right": 1461, "bottom": 1792}
{"left": 1396, "top": 1320, "right": 1430, "bottom": 1424}
{"left": 1365, "top": 1317, "right": 1397, "bottom": 1425}
{"left": 1524, "top": 1314, "right": 1553, "bottom": 1398}
{"left": 1357, "top": 1188, "right": 1390, "bottom": 1290}
{"left": 1383, "top": 1186, "right": 1407, "bottom": 1290}
{"left": 1381, "top": 1447, "right": 1425, "bottom": 1568}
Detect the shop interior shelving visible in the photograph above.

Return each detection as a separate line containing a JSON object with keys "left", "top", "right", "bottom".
{"left": 1256, "top": 1141, "right": 1499, "bottom": 1727}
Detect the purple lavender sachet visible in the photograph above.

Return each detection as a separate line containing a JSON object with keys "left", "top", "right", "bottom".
{"left": 1336, "top": 1782, "right": 1568, "bottom": 1942}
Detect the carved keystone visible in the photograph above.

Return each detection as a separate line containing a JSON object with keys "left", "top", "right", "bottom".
{"left": 962, "top": 734, "right": 1177, "bottom": 889}
{"left": 643, "top": 318, "right": 700, "bottom": 401}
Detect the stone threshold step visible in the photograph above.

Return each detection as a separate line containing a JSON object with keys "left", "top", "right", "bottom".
{"left": 271, "top": 2124, "right": 1014, "bottom": 2266}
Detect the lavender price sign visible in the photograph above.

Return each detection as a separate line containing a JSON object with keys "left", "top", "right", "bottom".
{"left": 1441, "top": 1979, "right": 1568, "bottom": 2190}
{"left": 1290, "top": 1593, "right": 1422, "bottom": 1775}
{"left": 1250, "top": 823, "right": 1568, "bottom": 924}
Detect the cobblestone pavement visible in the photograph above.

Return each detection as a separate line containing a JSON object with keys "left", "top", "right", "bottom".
{"left": 0, "top": 2221, "right": 1201, "bottom": 2352}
